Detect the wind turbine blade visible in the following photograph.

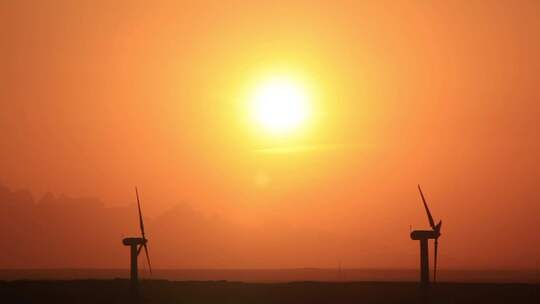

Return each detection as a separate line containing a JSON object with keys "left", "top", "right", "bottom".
{"left": 418, "top": 184, "right": 436, "bottom": 229}
{"left": 434, "top": 238, "right": 439, "bottom": 283}
{"left": 143, "top": 243, "right": 152, "bottom": 274}
{"left": 135, "top": 187, "right": 146, "bottom": 239}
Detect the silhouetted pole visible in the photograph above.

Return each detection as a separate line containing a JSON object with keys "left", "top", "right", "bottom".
{"left": 419, "top": 238, "right": 429, "bottom": 286}
{"left": 130, "top": 243, "right": 139, "bottom": 294}
{"left": 123, "top": 238, "right": 146, "bottom": 298}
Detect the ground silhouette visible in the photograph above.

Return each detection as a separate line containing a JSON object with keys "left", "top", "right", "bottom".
{"left": 1, "top": 280, "right": 538, "bottom": 304}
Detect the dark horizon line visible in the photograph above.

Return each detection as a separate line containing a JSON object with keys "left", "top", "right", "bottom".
{"left": 0, "top": 267, "right": 537, "bottom": 272}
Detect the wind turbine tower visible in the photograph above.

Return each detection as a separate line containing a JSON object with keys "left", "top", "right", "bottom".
{"left": 410, "top": 185, "right": 442, "bottom": 286}
{"left": 122, "top": 187, "right": 152, "bottom": 293}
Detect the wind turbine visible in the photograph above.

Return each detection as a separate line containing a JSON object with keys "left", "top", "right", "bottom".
{"left": 122, "top": 187, "right": 152, "bottom": 292}
{"left": 410, "top": 185, "right": 442, "bottom": 286}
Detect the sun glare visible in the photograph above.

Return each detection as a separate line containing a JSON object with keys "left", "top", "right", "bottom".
{"left": 250, "top": 77, "right": 311, "bottom": 135}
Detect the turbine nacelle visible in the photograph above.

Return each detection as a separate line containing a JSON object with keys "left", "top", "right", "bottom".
{"left": 122, "top": 237, "right": 147, "bottom": 246}
{"left": 410, "top": 230, "right": 440, "bottom": 240}
{"left": 411, "top": 220, "right": 442, "bottom": 240}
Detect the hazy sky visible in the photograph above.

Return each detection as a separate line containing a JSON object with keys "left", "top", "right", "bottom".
{"left": 1, "top": 1, "right": 539, "bottom": 270}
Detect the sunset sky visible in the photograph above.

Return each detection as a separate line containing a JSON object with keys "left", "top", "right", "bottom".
{"left": 1, "top": 1, "right": 539, "bottom": 271}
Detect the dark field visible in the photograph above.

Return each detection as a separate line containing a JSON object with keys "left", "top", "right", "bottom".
{"left": 0, "top": 280, "right": 538, "bottom": 304}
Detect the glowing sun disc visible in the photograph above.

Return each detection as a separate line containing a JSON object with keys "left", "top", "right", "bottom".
{"left": 250, "top": 77, "right": 310, "bottom": 134}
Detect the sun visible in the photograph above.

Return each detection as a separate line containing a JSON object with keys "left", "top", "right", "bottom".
{"left": 250, "top": 76, "right": 311, "bottom": 135}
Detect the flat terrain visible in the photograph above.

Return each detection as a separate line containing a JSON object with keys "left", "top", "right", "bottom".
{"left": 1, "top": 280, "right": 538, "bottom": 304}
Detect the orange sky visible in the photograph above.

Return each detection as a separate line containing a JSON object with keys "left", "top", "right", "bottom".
{"left": 1, "top": 1, "right": 540, "bottom": 270}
